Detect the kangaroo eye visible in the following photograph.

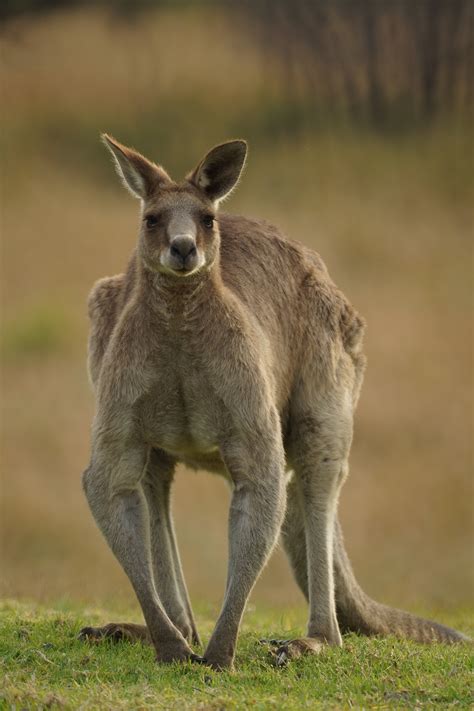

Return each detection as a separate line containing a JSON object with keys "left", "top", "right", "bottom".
{"left": 202, "top": 214, "right": 214, "bottom": 229}
{"left": 144, "top": 214, "right": 159, "bottom": 229}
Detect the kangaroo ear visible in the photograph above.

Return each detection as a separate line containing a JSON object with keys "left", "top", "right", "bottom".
{"left": 188, "top": 140, "right": 247, "bottom": 204}
{"left": 101, "top": 134, "right": 171, "bottom": 199}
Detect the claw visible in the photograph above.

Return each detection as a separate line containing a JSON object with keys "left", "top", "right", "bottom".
{"left": 78, "top": 624, "right": 124, "bottom": 643}
{"left": 275, "top": 649, "right": 288, "bottom": 667}
{"left": 190, "top": 653, "right": 206, "bottom": 664}
{"left": 78, "top": 626, "right": 99, "bottom": 641}
{"left": 272, "top": 637, "right": 326, "bottom": 665}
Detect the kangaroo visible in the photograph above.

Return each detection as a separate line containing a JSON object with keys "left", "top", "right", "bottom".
{"left": 79, "top": 135, "right": 468, "bottom": 670}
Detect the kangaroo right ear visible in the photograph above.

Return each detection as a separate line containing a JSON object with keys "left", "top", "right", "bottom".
{"left": 101, "top": 134, "right": 171, "bottom": 200}
{"left": 188, "top": 140, "right": 247, "bottom": 204}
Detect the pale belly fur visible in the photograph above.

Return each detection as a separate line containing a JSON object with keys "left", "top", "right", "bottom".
{"left": 138, "top": 373, "right": 226, "bottom": 473}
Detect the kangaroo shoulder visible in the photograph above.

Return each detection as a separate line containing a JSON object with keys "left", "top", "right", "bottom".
{"left": 87, "top": 274, "right": 128, "bottom": 391}
{"left": 88, "top": 274, "right": 125, "bottom": 323}
{"left": 88, "top": 249, "right": 138, "bottom": 323}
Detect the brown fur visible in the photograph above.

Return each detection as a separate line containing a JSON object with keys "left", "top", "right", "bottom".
{"left": 80, "top": 136, "right": 468, "bottom": 671}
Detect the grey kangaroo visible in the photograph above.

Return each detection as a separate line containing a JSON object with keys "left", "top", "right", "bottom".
{"left": 80, "top": 135, "right": 467, "bottom": 670}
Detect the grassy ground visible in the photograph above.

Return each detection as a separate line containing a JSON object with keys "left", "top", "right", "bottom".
{"left": 1, "top": 600, "right": 472, "bottom": 710}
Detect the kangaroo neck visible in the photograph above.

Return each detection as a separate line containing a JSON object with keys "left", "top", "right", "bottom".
{"left": 138, "top": 258, "right": 224, "bottom": 320}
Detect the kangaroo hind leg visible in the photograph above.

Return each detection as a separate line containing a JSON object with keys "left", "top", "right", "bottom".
{"left": 80, "top": 436, "right": 199, "bottom": 664}
{"left": 143, "top": 449, "right": 200, "bottom": 645}
{"left": 79, "top": 449, "right": 200, "bottom": 649}
{"left": 276, "top": 396, "right": 353, "bottom": 663}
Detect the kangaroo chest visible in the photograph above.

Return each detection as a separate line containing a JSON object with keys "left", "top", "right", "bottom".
{"left": 138, "top": 335, "right": 223, "bottom": 459}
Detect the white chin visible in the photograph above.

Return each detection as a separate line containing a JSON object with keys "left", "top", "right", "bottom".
{"left": 174, "top": 268, "right": 197, "bottom": 277}
{"left": 159, "top": 255, "right": 205, "bottom": 276}
{"left": 158, "top": 261, "right": 200, "bottom": 277}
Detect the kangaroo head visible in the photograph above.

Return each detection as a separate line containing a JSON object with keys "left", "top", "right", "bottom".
{"left": 102, "top": 134, "right": 247, "bottom": 278}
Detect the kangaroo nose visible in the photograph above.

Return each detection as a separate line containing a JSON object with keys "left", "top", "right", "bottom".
{"left": 170, "top": 235, "right": 197, "bottom": 260}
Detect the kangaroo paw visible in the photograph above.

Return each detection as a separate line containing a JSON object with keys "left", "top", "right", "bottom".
{"left": 78, "top": 622, "right": 151, "bottom": 645}
{"left": 272, "top": 637, "right": 326, "bottom": 667}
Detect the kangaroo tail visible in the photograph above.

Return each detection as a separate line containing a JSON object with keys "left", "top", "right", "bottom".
{"left": 334, "top": 520, "right": 469, "bottom": 644}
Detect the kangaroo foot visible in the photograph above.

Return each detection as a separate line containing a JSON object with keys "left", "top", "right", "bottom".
{"left": 201, "top": 640, "right": 236, "bottom": 671}
{"left": 154, "top": 641, "right": 203, "bottom": 664}
{"left": 78, "top": 622, "right": 151, "bottom": 644}
{"left": 200, "top": 655, "right": 234, "bottom": 671}
{"left": 271, "top": 637, "right": 327, "bottom": 667}
{"left": 79, "top": 622, "right": 204, "bottom": 664}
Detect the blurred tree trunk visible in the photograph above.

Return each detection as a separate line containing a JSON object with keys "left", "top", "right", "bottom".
{"left": 463, "top": 0, "right": 473, "bottom": 111}
{"left": 421, "top": 0, "right": 442, "bottom": 117}
{"left": 231, "top": 0, "right": 472, "bottom": 127}
{"left": 408, "top": 0, "right": 443, "bottom": 118}
{"left": 442, "top": 0, "right": 465, "bottom": 108}
{"left": 363, "top": 0, "right": 385, "bottom": 124}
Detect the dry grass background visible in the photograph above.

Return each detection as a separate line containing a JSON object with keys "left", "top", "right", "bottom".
{"left": 1, "top": 6, "right": 472, "bottom": 613}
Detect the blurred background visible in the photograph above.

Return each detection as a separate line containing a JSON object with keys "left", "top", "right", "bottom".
{"left": 1, "top": 0, "right": 472, "bottom": 614}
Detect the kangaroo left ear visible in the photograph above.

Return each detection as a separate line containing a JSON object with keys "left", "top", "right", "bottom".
{"left": 188, "top": 140, "right": 247, "bottom": 204}
{"left": 102, "top": 134, "right": 172, "bottom": 200}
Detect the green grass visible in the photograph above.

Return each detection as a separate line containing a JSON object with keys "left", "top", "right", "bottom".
{"left": 1, "top": 601, "right": 472, "bottom": 709}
